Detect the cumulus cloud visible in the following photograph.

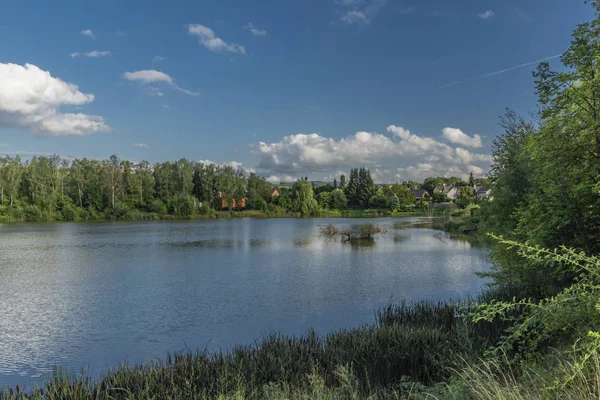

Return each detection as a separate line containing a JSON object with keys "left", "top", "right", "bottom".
{"left": 133, "top": 143, "right": 150, "bottom": 149}
{"left": 70, "top": 50, "right": 111, "bottom": 58}
{"left": 337, "top": 0, "right": 388, "bottom": 25}
{"left": 188, "top": 24, "right": 246, "bottom": 54}
{"left": 478, "top": 10, "right": 495, "bottom": 19}
{"left": 199, "top": 159, "right": 256, "bottom": 174}
{"left": 244, "top": 22, "right": 267, "bottom": 37}
{"left": 254, "top": 125, "right": 492, "bottom": 182}
{"left": 123, "top": 69, "right": 199, "bottom": 96}
{"left": 454, "top": 147, "right": 492, "bottom": 164}
{"left": 442, "top": 127, "right": 483, "bottom": 148}
{"left": 81, "top": 29, "right": 96, "bottom": 39}
{"left": 396, "top": 162, "right": 485, "bottom": 182}
{"left": 0, "top": 63, "right": 111, "bottom": 136}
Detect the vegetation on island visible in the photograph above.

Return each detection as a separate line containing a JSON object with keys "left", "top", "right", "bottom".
{"left": 4, "top": 1, "right": 600, "bottom": 399}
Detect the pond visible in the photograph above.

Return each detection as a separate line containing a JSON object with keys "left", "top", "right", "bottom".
{"left": 0, "top": 217, "right": 491, "bottom": 387}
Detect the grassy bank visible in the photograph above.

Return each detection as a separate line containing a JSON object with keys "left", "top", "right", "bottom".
{"left": 0, "top": 209, "right": 440, "bottom": 223}
{"left": 0, "top": 300, "right": 505, "bottom": 400}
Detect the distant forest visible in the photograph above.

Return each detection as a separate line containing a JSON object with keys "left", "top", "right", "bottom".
{"left": 0, "top": 155, "right": 488, "bottom": 221}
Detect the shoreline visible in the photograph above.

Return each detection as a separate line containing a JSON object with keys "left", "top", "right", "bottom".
{"left": 0, "top": 209, "right": 447, "bottom": 224}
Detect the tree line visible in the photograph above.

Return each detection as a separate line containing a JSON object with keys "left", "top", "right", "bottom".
{"left": 0, "top": 153, "right": 485, "bottom": 221}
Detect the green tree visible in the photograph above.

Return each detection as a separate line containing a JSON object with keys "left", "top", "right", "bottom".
{"left": 369, "top": 188, "right": 390, "bottom": 209}
{"left": 344, "top": 169, "right": 360, "bottom": 207}
{"left": 519, "top": 2, "right": 600, "bottom": 252}
{"left": 292, "top": 179, "right": 318, "bottom": 214}
{"left": 329, "top": 189, "right": 347, "bottom": 210}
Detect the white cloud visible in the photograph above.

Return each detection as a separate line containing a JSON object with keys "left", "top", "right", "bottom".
{"left": 254, "top": 125, "right": 492, "bottom": 182}
{"left": 133, "top": 143, "right": 150, "bottom": 149}
{"left": 153, "top": 56, "right": 164, "bottom": 62}
{"left": 341, "top": 11, "right": 369, "bottom": 24}
{"left": 188, "top": 24, "right": 246, "bottom": 54}
{"left": 478, "top": 10, "right": 494, "bottom": 19}
{"left": 244, "top": 22, "right": 267, "bottom": 37}
{"left": 81, "top": 29, "right": 96, "bottom": 39}
{"left": 266, "top": 175, "right": 280, "bottom": 183}
{"left": 0, "top": 63, "right": 110, "bottom": 136}
{"left": 442, "top": 127, "right": 483, "bottom": 148}
{"left": 396, "top": 162, "right": 486, "bottom": 182}
{"left": 70, "top": 50, "right": 111, "bottom": 58}
{"left": 123, "top": 69, "right": 199, "bottom": 96}
{"left": 123, "top": 70, "right": 173, "bottom": 84}
{"left": 162, "top": 104, "right": 170, "bottom": 109}
{"left": 199, "top": 159, "right": 256, "bottom": 174}
{"left": 454, "top": 147, "right": 492, "bottom": 164}
{"left": 337, "top": 0, "right": 388, "bottom": 25}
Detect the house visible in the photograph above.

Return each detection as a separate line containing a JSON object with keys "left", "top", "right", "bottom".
{"left": 269, "top": 188, "right": 280, "bottom": 198}
{"left": 410, "top": 189, "right": 429, "bottom": 203}
{"left": 217, "top": 192, "right": 246, "bottom": 210}
{"left": 474, "top": 186, "right": 492, "bottom": 198}
{"left": 433, "top": 186, "right": 445, "bottom": 194}
{"left": 442, "top": 186, "right": 459, "bottom": 200}
{"left": 219, "top": 197, "right": 246, "bottom": 210}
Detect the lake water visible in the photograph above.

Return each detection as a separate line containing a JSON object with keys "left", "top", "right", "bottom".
{"left": 0, "top": 217, "right": 491, "bottom": 388}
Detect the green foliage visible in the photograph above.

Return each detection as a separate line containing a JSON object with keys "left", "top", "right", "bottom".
{"left": 23, "top": 204, "right": 42, "bottom": 221}
{"left": 148, "top": 199, "right": 167, "bottom": 215}
{"left": 60, "top": 205, "right": 78, "bottom": 221}
{"left": 248, "top": 196, "right": 268, "bottom": 212}
{"left": 317, "top": 191, "right": 331, "bottom": 209}
{"left": 455, "top": 186, "right": 474, "bottom": 209}
{"left": 479, "top": 110, "right": 535, "bottom": 236}
{"left": 475, "top": 236, "right": 600, "bottom": 364}
{"left": 329, "top": 189, "right": 348, "bottom": 210}
{"left": 432, "top": 191, "right": 449, "bottom": 203}
{"left": 170, "top": 194, "right": 195, "bottom": 216}
{"left": 292, "top": 179, "right": 319, "bottom": 215}
{"left": 345, "top": 168, "right": 375, "bottom": 208}
{"left": 369, "top": 188, "right": 390, "bottom": 209}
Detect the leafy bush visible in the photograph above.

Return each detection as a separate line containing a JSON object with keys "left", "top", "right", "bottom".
{"left": 475, "top": 236, "right": 600, "bottom": 374}
{"left": 329, "top": 189, "right": 347, "bottom": 210}
{"left": 148, "top": 199, "right": 167, "bottom": 215}
{"left": 170, "top": 195, "right": 195, "bottom": 216}
{"left": 60, "top": 205, "right": 78, "bottom": 221}
{"left": 23, "top": 205, "right": 42, "bottom": 221}
{"left": 369, "top": 189, "right": 390, "bottom": 209}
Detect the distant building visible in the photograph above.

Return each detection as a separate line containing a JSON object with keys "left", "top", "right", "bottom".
{"left": 269, "top": 188, "right": 280, "bottom": 198}
{"left": 474, "top": 186, "right": 492, "bottom": 198}
{"left": 442, "top": 186, "right": 459, "bottom": 200}
{"left": 410, "top": 189, "right": 429, "bottom": 203}
{"left": 217, "top": 192, "right": 246, "bottom": 210}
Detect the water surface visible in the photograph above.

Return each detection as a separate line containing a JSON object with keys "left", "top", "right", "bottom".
{"left": 0, "top": 217, "right": 491, "bottom": 387}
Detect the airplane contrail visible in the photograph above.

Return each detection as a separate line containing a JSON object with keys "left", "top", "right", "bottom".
{"left": 441, "top": 53, "right": 563, "bottom": 88}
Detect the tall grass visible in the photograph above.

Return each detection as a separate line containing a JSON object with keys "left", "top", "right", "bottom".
{"left": 0, "top": 301, "right": 503, "bottom": 400}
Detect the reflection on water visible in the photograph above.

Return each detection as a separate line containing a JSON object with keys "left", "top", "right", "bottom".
{"left": 0, "top": 217, "right": 491, "bottom": 387}
{"left": 347, "top": 237, "right": 376, "bottom": 248}
{"left": 169, "top": 238, "right": 270, "bottom": 249}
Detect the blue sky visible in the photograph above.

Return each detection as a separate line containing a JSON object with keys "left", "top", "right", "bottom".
{"left": 0, "top": 0, "right": 591, "bottom": 182}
